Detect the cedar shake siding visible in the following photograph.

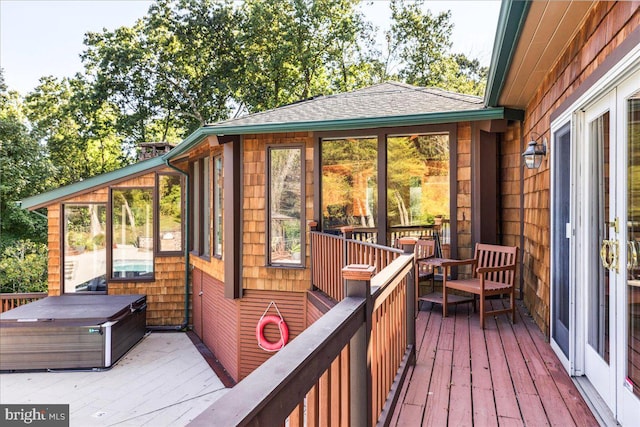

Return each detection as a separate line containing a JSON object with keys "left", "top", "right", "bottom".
{"left": 518, "top": 2, "right": 639, "bottom": 334}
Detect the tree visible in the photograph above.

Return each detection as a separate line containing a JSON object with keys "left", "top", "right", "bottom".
{"left": 0, "top": 71, "right": 53, "bottom": 248}
{"left": 24, "top": 75, "right": 126, "bottom": 186}
{"left": 0, "top": 240, "right": 48, "bottom": 293}
{"left": 237, "top": 0, "right": 377, "bottom": 112}
{"left": 385, "top": 0, "right": 453, "bottom": 85}
{"left": 82, "top": 0, "right": 241, "bottom": 146}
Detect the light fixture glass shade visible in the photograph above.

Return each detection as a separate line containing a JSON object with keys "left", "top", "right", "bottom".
{"left": 522, "top": 139, "right": 546, "bottom": 169}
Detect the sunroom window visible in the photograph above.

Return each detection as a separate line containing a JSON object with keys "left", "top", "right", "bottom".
{"left": 158, "top": 173, "right": 183, "bottom": 253}
{"left": 63, "top": 203, "right": 107, "bottom": 293}
{"left": 321, "top": 137, "right": 378, "bottom": 233}
{"left": 267, "top": 146, "right": 304, "bottom": 266}
{"left": 111, "top": 188, "right": 154, "bottom": 279}
{"left": 191, "top": 157, "right": 211, "bottom": 258}
{"left": 387, "top": 134, "right": 450, "bottom": 244}
{"left": 213, "top": 155, "right": 223, "bottom": 258}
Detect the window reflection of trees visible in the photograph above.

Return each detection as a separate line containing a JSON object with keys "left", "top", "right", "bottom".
{"left": 388, "top": 134, "right": 449, "bottom": 228}
{"left": 321, "top": 137, "right": 378, "bottom": 231}
{"left": 269, "top": 147, "right": 302, "bottom": 264}
{"left": 111, "top": 188, "right": 154, "bottom": 278}
{"left": 63, "top": 204, "right": 107, "bottom": 292}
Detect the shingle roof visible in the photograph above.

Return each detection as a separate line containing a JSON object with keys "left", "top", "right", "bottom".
{"left": 165, "top": 82, "right": 521, "bottom": 160}
{"left": 210, "top": 82, "right": 484, "bottom": 127}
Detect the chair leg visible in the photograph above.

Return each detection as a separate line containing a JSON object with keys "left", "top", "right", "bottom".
{"left": 511, "top": 290, "right": 516, "bottom": 324}
{"left": 443, "top": 286, "right": 448, "bottom": 318}
{"left": 479, "top": 296, "right": 485, "bottom": 329}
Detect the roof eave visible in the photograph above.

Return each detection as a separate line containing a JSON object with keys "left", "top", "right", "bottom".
{"left": 165, "top": 107, "right": 518, "bottom": 161}
{"left": 19, "top": 156, "right": 166, "bottom": 210}
{"left": 484, "top": 0, "right": 532, "bottom": 108}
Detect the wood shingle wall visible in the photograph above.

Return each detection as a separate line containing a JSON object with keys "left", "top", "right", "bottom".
{"left": 241, "top": 133, "right": 313, "bottom": 293}
{"left": 520, "top": 2, "right": 639, "bottom": 334}
{"left": 457, "top": 123, "right": 472, "bottom": 261}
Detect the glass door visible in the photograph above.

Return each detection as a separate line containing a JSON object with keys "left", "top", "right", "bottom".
{"left": 618, "top": 71, "right": 640, "bottom": 425}
{"left": 552, "top": 124, "right": 572, "bottom": 360}
{"left": 584, "top": 91, "right": 617, "bottom": 410}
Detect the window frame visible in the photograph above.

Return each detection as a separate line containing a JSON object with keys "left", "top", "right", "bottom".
{"left": 213, "top": 155, "right": 223, "bottom": 259}
{"left": 108, "top": 186, "right": 155, "bottom": 282}
{"left": 61, "top": 202, "right": 108, "bottom": 294}
{"left": 155, "top": 172, "right": 184, "bottom": 257}
{"left": 266, "top": 144, "right": 306, "bottom": 268}
{"left": 189, "top": 156, "right": 211, "bottom": 260}
{"left": 315, "top": 124, "right": 457, "bottom": 251}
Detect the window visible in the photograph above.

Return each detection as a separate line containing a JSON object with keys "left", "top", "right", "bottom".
{"left": 191, "top": 157, "right": 211, "bottom": 258}
{"left": 387, "top": 134, "right": 450, "bottom": 227}
{"left": 158, "top": 174, "right": 182, "bottom": 253}
{"left": 321, "top": 137, "right": 378, "bottom": 232}
{"left": 213, "top": 156, "right": 223, "bottom": 258}
{"left": 111, "top": 188, "right": 154, "bottom": 280}
{"left": 63, "top": 204, "right": 107, "bottom": 293}
{"left": 268, "top": 146, "right": 304, "bottom": 266}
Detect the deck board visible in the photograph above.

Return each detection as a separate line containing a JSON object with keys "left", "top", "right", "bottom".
{"left": 391, "top": 300, "right": 598, "bottom": 426}
{"left": 448, "top": 304, "right": 472, "bottom": 426}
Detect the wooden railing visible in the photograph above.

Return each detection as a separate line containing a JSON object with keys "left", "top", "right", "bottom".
{"left": 310, "top": 228, "right": 403, "bottom": 302}
{"left": 1, "top": 292, "right": 47, "bottom": 313}
{"left": 190, "top": 254, "right": 416, "bottom": 426}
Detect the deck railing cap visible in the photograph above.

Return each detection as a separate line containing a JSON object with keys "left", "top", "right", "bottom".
{"left": 342, "top": 264, "right": 376, "bottom": 281}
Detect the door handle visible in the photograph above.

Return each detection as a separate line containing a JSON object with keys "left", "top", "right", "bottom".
{"left": 600, "top": 239, "right": 619, "bottom": 273}
{"left": 600, "top": 240, "right": 611, "bottom": 270}
{"left": 628, "top": 241, "right": 638, "bottom": 271}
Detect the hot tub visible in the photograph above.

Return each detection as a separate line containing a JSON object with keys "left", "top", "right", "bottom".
{"left": 0, "top": 294, "right": 146, "bottom": 371}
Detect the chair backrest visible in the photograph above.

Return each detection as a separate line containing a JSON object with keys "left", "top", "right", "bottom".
{"left": 474, "top": 243, "right": 518, "bottom": 285}
{"left": 415, "top": 238, "right": 436, "bottom": 260}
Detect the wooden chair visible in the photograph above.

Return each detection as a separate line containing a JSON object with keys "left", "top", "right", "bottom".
{"left": 441, "top": 243, "right": 518, "bottom": 328}
{"left": 414, "top": 239, "right": 436, "bottom": 310}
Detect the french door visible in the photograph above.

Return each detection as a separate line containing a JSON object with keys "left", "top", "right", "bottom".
{"left": 583, "top": 90, "right": 617, "bottom": 410}
{"left": 580, "top": 70, "right": 640, "bottom": 425}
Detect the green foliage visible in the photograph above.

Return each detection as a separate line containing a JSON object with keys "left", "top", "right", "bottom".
{"left": 24, "top": 75, "right": 127, "bottom": 186}
{"left": 0, "top": 240, "right": 48, "bottom": 293}
{"left": 237, "top": 0, "right": 376, "bottom": 112}
{"left": 0, "top": 72, "right": 53, "bottom": 249}
{"left": 82, "top": 0, "right": 241, "bottom": 145}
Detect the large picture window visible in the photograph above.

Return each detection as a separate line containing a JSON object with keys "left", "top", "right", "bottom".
{"left": 158, "top": 174, "right": 182, "bottom": 253}
{"left": 387, "top": 134, "right": 450, "bottom": 227}
{"left": 321, "top": 137, "right": 377, "bottom": 233}
{"left": 268, "top": 146, "right": 304, "bottom": 266}
{"left": 111, "top": 188, "right": 154, "bottom": 279}
{"left": 63, "top": 204, "right": 107, "bottom": 293}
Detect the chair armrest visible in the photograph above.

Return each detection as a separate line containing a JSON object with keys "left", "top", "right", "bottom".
{"left": 416, "top": 254, "right": 435, "bottom": 262}
{"left": 476, "top": 263, "right": 516, "bottom": 274}
{"left": 440, "top": 258, "right": 476, "bottom": 268}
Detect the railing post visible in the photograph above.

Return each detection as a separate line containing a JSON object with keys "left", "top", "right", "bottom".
{"left": 397, "top": 237, "right": 417, "bottom": 357}
{"left": 308, "top": 221, "right": 318, "bottom": 290}
{"left": 341, "top": 225, "right": 354, "bottom": 266}
{"left": 343, "top": 264, "right": 374, "bottom": 427}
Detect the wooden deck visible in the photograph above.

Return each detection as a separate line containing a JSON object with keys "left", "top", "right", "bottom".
{"left": 391, "top": 300, "right": 598, "bottom": 426}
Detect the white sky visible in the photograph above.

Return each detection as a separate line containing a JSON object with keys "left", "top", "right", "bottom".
{"left": 0, "top": 0, "right": 501, "bottom": 95}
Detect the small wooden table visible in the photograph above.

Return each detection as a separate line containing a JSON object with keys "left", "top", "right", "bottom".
{"left": 417, "top": 257, "right": 475, "bottom": 307}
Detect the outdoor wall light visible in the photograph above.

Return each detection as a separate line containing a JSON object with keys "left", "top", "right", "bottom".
{"left": 522, "top": 132, "right": 547, "bottom": 169}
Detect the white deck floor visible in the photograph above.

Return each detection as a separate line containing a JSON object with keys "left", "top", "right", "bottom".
{"left": 0, "top": 332, "right": 228, "bottom": 426}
